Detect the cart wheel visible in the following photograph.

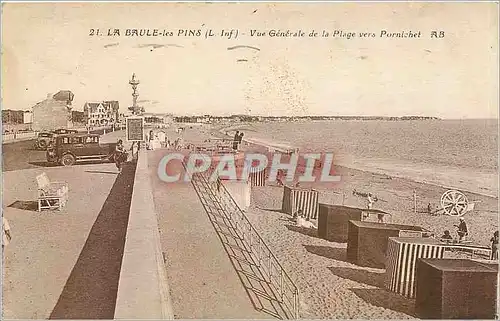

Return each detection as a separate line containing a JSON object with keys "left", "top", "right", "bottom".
{"left": 440, "top": 190, "right": 469, "bottom": 217}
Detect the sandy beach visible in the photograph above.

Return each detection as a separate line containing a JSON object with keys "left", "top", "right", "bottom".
{"left": 244, "top": 169, "right": 496, "bottom": 318}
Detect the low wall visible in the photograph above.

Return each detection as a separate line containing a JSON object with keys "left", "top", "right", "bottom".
{"left": 2, "top": 131, "right": 38, "bottom": 143}
{"left": 114, "top": 150, "right": 174, "bottom": 319}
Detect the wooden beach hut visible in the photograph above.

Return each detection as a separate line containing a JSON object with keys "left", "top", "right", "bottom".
{"left": 249, "top": 168, "right": 267, "bottom": 187}
{"left": 282, "top": 185, "right": 319, "bottom": 220}
{"left": 346, "top": 220, "right": 429, "bottom": 268}
{"left": 385, "top": 237, "right": 446, "bottom": 298}
{"left": 415, "top": 258, "right": 498, "bottom": 319}
{"left": 318, "top": 204, "right": 391, "bottom": 243}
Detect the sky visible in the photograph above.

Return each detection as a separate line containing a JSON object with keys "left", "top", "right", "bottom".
{"left": 1, "top": 2, "right": 498, "bottom": 118}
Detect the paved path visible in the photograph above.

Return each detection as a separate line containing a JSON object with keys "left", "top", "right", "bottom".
{"left": 149, "top": 149, "right": 275, "bottom": 319}
{"left": 2, "top": 162, "right": 135, "bottom": 319}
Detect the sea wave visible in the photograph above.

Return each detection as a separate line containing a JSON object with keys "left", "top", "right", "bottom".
{"left": 227, "top": 119, "right": 499, "bottom": 198}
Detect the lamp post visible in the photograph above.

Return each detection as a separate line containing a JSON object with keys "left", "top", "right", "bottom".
{"left": 128, "top": 73, "right": 141, "bottom": 115}
{"left": 128, "top": 73, "right": 143, "bottom": 156}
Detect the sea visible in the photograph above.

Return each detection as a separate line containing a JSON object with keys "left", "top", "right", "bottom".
{"left": 235, "top": 119, "right": 499, "bottom": 198}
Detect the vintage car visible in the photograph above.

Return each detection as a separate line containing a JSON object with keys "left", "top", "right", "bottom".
{"left": 46, "top": 133, "right": 117, "bottom": 166}
{"left": 34, "top": 132, "right": 54, "bottom": 150}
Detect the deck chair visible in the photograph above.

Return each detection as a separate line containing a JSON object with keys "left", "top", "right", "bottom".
{"left": 36, "top": 172, "right": 69, "bottom": 211}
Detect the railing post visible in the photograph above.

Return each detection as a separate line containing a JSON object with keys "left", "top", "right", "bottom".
{"left": 293, "top": 289, "right": 299, "bottom": 319}
{"left": 249, "top": 226, "right": 253, "bottom": 249}
{"left": 257, "top": 239, "right": 261, "bottom": 267}
{"left": 280, "top": 269, "right": 284, "bottom": 302}
{"left": 268, "top": 252, "right": 272, "bottom": 283}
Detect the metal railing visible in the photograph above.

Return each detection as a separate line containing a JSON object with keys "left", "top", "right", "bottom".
{"left": 187, "top": 166, "right": 300, "bottom": 319}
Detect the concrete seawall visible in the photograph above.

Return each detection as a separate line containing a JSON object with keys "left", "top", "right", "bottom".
{"left": 114, "top": 150, "right": 174, "bottom": 319}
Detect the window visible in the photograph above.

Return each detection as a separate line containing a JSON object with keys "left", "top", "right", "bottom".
{"left": 85, "top": 136, "right": 98, "bottom": 143}
{"left": 70, "top": 137, "right": 83, "bottom": 144}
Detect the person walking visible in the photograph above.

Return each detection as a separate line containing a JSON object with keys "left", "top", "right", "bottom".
{"left": 490, "top": 231, "right": 498, "bottom": 260}
{"left": 114, "top": 139, "right": 126, "bottom": 172}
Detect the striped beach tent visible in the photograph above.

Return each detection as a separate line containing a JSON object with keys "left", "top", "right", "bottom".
{"left": 281, "top": 185, "right": 319, "bottom": 220}
{"left": 249, "top": 168, "right": 267, "bottom": 186}
{"left": 385, "top": 237, "right": 446, "bottom": 298}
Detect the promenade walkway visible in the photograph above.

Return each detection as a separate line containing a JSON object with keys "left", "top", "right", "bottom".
{"left": 149, "top": 149, "right": 276, "bottom": 319}
{"left": 2, "top": 162, "right": 135, "bottom": 319}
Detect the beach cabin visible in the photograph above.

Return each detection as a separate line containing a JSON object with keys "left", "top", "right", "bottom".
{"left": 282, "top": 185, "right": 319, "bottom": 220}
{"left": 346, "top": 220, "right": 430, "bottom": 268}
{"left": 318, "top": 204, "right": 391, "bottom": 243}
{"left": 415, "top": 258, "right": 498, "bottom": 319}
{"left": 385, "top": 237, "right": 447, "bottom": 298}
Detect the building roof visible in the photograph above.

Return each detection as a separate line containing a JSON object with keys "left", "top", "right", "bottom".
{"left": 32, "top": 98, "right": 71, "bottom": 112}
{"left": 85, "top": 101, "right": 119, "bottom": 113}
{"left": 104, "top": 100, "right": 119, "bottom": 111}
{"left": 84, "top": 102, "right": 104, "bottom": 113}
{"left": 53, "top": 90, "right": 74, "bottom": 102}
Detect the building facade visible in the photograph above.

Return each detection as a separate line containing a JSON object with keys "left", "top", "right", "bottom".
{"left": 71, "top": 110, "right": 85, "bottom": 124}
{"left": 2, "top": 109, "right": 24, "bottom": 124}
{"left": 83, "top": 101, "right": 119, "bottom": 127}
{"left": 32, "top": 91, "right": 74, "bottom": 131}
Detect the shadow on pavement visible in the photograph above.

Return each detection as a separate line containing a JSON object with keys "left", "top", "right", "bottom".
{"left": 49, "top": 161, "right": 136, "bottom": 319}
{"left": 7, "top": 200, "right": 39, "bottom": 212}
{"left": 85, "top": 170, "right": 119, "bottom": 175}
{"left": 28, "top": 161, "right": 59, "bottom": 168}
{"left": 29, "top": 160, "right": 113, "bottom": 168}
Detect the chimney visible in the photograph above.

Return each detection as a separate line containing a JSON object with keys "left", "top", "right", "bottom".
{"left": 47, "top": 93, "right": 53, "bottom": 99}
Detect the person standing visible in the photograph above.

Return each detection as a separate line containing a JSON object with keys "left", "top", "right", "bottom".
{"left": 114, "top": 139, "right": 126, "bottom": 172}
{"left": 232, "top": 131, "right": 240, "bottom": 151}
{"left": 238, "top": 132, "right": 244, "bottom": 149}
{"left": 367, "top": 193, "right": 375, "bottom": 210}
{"left": 454, "top": 218, "right": 468, "bottom": 242}
{"left": 490, "top": 231, "right": 498, "bottom": 260}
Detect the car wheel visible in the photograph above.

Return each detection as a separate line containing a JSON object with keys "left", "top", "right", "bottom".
{"left": 38, "top": 140, "right": 47, "bottom": 149}
{"left": 61, "top": 154, "right": 76, "bottom": 166}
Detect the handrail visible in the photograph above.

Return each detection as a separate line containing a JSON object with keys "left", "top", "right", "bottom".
{"left": 185, "top": 165, "right": 300, "bottom": 319}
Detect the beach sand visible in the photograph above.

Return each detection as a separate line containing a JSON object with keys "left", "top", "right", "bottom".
{"left": 244, "top": 164, "right": 497, "bottom": 318}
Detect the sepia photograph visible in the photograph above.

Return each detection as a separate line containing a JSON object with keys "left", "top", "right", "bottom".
{"left": 1, "top": 1, "right": 499, "bottom": 320}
